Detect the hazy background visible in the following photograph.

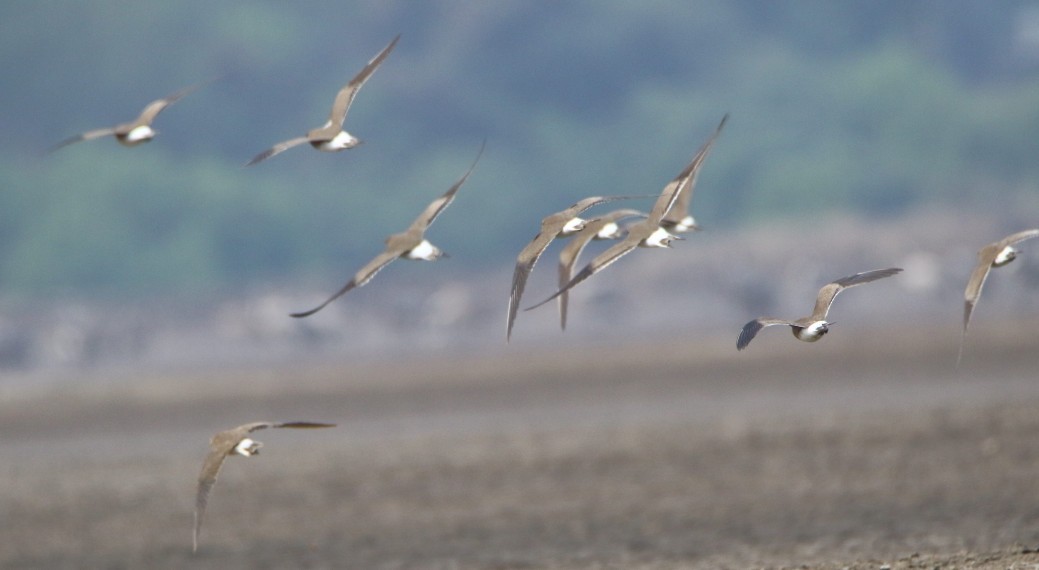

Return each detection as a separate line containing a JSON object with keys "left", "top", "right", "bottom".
{"left": 1, "top": 1, "right": 1038, "bottom": 373}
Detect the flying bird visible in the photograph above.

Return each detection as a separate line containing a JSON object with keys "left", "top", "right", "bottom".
{"left": 290, "top": 142, "right": 484, "bottom": 318}
{"left": 524, "top": 116, "right": 730, "bottom": 314}
{"left": 736, "top": 267, "right": 902, "bottom": 350}
{"left": 555, "top": 209, "right": 646, "bottom": 330}
{"left": 246, "top": 34, "right": 400, "bottom": 166}
{"left": 48, "top": 81, "right": 207, "bottom": 152}
{"left": 959, "top": 228, "right": 1039, "bottom": 364}
{"left": 506, "top": 195, "right": 648, "bottom": 341}
{"left": 660, "top": 114, "right": 728, "bottom": 233}
{"left": 193, "top": 421, "right": 336, "bottom": 552}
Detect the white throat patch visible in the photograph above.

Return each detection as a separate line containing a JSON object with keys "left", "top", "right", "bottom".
{"left": 673, "top": 215, "right": 697, "bottom": 232}
{"left": 595, "top": 222, "right": 621, "bottom": 239}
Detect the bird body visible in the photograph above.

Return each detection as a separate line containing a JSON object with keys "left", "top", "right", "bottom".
{"left": 290, "top": 142, "right": 482, "bottom": 318}
{"left": 247, "top": 34, "right": 399, "bottom": 165}
{"left": 736, "top": 268, "right": 902, "bottom": 350}
{"left": 194, "top": 421, "right": 336, "bottom": 552}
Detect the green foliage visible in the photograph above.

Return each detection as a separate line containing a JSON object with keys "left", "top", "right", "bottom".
{"left": 2, "top": 1, "right": 1039, "bottom": 297}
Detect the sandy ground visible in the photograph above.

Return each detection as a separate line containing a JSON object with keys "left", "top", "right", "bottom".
{"left": 2, "top": 321, "right": 1039, "bottom": 569}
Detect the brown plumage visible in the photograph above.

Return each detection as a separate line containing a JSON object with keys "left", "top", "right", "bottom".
{"left": 194, "top": 421, "right": 336, "bottom": 553}
{"left": 555, "top": 209, "right": 646, "bottom": 330}
{"left": 48, "top": 81, "right": 207, "bottom": 152}
{"left": 959, "top": 228, "right": 1039, "bottom": 365}
{"left": 660, "top": 114, "right": 728, "bottom": 233}
{"left": 246, "top": 35, "right": 399, "bottom": 166}
{"left": 506, "top": 195, "right": 647, "bottom": 341}
{"left": 523, "top": 121, "right": 729, "bottom": 314}
{"left": 736, "top": 268, "right": 902, "bottom": 350}
{"left": 290, "top": 142, "right": 483, "bottom": 318}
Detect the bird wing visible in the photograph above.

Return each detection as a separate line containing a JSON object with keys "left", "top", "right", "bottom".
{"left": 661, "top": 114, "right": 729, "bottom": 227}
{"left": 408, "top": 140, "right": 484, "bottom": 232}
{"left": 999, "top": 228, "right": 1039, "bottom": 248}
{"left": 736, "top": 318, "right": 795, "bottom": 351}
{"left": 246, "top": 136, "right": 311, "bottom": 166}
{"left": 811, "top": 267, "right": 902, "bottom": 320}
{"left": 525, "top": 236, "right": 639, "bottom": 312}
{"left": 290, "top": 250, "right": 401, "bottom": 318}
{"left": 327, "top": 34, "right": 400, "bottom": 128}
{"left": 194, "top": 436, "right": 235, "bottom": 553}
{"left": 556, "top": 223, "right": 603, "bottom": 331}
{"left": 135, "top": 82, "right": 204, "bottom": 125}
{"left": 507, "top": 232, "right": 558, "bottom": 341}
{"left": 46, "top": 127, "right": 117, "bottom": 153}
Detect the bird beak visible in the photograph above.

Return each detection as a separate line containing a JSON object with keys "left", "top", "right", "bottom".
{"left": 671, "top": 235, "right": 686, "bottom": 241}
{"left": 440, "top": 251, "right": 451, "bottom": 259}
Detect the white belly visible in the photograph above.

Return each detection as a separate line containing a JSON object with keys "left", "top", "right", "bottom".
{"left": 671, "top": 215, "right": 697, "bottom": 232}
{"left": 234, "top": 438, "right": 258, "bottom": 457}
{"left": 595, "top": 222, "right": 621, "bottom": 239}
{"left": 123, "top": 125, "right": 155, "bottom": 143}
{"left": 315, "top": 130, "right": 359, "bottom": 151}
{"left": 994, "top": 245, "right": 1016, "bottom": 266}
{"left": 405, "top": 239, "right": 439, "bottom": 260}
{"left": 560, "top": 217, "right": 586, "bottom": 236}
{"left": 794, "top": 321, "right": 828, "bottom": 342}
{"left": 641, "top": 226, "right": 676, "bottom": 248}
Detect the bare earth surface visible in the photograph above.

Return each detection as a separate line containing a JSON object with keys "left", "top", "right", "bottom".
{"left": 1, "top": 322, "right": 1039, "bottom": 569}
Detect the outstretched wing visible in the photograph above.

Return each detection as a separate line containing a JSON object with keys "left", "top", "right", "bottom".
{"left": 556, "top": 225, "right": 601, "bottom": 331}
{"left": 998, "top": 228, "right": 1039, "bottom": 249}
{"left": 736, "top": 318, "right": 794, "bottom": 351}
{"left": 194, "top": 443, "right": 232, "bottom": 553}
{"left": 811, "top": 267, "right": 902, "bottom": 320}
{"left": 408, "top": 140, "right": 484, "bottom": 232}
{"left": 46, "top": 127, "right": 117, "bottom": 153}
{"left": 135, "top": 81, "right": 205, "bottom": 125}
{"left": 525, "top": 236, "right": 639, "bottom": 312}
{"left": 290, "top": 250, "right": 401, "bottom": 318}
{"left": 327, "top": 34, "right": 400, "bottom": 128}
{"left": 507, "top": 232, "right": 557, "bottom": 341}
{"left": 661, "top": 114, "right": 729, "bottom": 228}
{"left": 246, "top": 136, "right": 310, "bottom": 166}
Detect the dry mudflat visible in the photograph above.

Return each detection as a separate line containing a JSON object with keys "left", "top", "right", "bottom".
{"left": 1, "top": 322, "right": 1039, "bottom": 569}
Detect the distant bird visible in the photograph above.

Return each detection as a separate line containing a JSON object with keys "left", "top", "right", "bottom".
{"left": 290, "top": 142, "right": 483, "bottom": 318}
{"left": 523, "top": 118, "right": 731, "bottom": 314}
{"left": 958, "top": 228, "right": 1039, "bottom": 364}
{"left": 506, "top": 195, "right": 649, "bottom": 341}
{"left": 194, "top": 421, "right": 336, "bottom": 552}
{"left": 660, "top": 114, "right": 728, "bottom": 233}
{"left": 48, "top": 81, "right": 207, "bottom": 152}
{"left": 736, "top": 268, "right": 902, "bottom": 350}
{"left": 246, "top": 34, "right": 399, "bottom": 166}
{"left": 555, "top": 209, "right": 646, "bottom": 330}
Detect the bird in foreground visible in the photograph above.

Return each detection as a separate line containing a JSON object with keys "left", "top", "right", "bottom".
{"left": 48, "top": 81, "right": 207, "bottom": 152}
{"left": 660, "top": 114, "right": 728, "bottom": 233}
{"left": 194, "top": 421, "right": 336, "bottom": 552}
{"left": 246, "top": 34, "right": 399, "bottom": 166}
{"left": 555, "top": 209, "right": 647, "bottom": 330}
{"left": 524, "top": 116, "right": 730, "bottom": 314}
{"left": 736, "top": 267, "right": 902, "bottom": 350}
{"left": 506, "top": 195, "right": 651, "bottom": 341}
{"left": 959, "top": 228, "right": 1039, "bottom": 365}
{"left": 290, "top": 142, "right": 484, "bottom": 318}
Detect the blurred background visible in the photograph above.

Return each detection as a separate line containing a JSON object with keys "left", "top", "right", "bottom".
{"left": 1, "top": 0, "right": 1038, "bottom": 374}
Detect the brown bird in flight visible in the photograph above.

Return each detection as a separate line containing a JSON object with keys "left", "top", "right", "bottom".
{"left": 193, "top": 421, "right": 336, "bottom": 552}
{"left": 555, "top": 208, "right": 646, "bottom": 330}
{"left": 48, "top": 81, "right": 207, "bottom": 152}
{"left": 660, "top": 114, "right": 728, "bottom": 233}
{"left": 290, "top": 142, "right": 483, "bottom": 318}
{"left": 958, "top": 228, "right": 1039, "bottom": 365}
{"left": 736, "top": 267, "right": 902, "bottom": 350}
{"left": 525, "top": 115, "right": 730, "bottom": 314}
{"left": 246, "top": 34, "right": 399, "bottom": 166}
{"left": 506, "top": 195, "right": 649, "bottom": 341}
